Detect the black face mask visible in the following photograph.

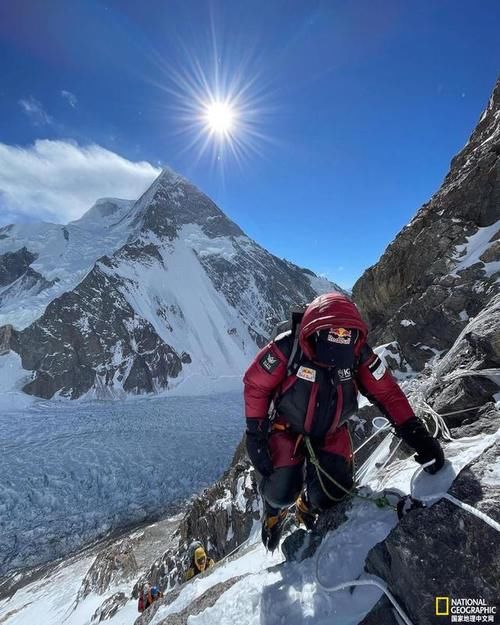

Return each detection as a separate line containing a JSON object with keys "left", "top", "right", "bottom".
{"left": 313, "top": 328, "right": 358, "bottom": 368}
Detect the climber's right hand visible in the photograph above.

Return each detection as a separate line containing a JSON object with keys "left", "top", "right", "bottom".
{"left": 395, "top": 416, "right": 445, "bottom": 474}
{"left": 245, "top": 418, "right": 273, "bottom": 477}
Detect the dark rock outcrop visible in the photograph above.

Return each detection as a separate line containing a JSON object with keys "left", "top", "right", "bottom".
{"left": 0, "top": 267, "right": 56, "bottom": 306}
{"left": 358, "top": 596, "right": 400, "bottom": 625}
{"left": 10, "top": 262, "right": 183, "bottom": 399}
{"left": 0, "top": 324, "right": 16, "bottom": 355}
{"left": 91, "top": 592, "right": 128, "bottom": 623}
{"left": 408, "top": 293, "right": 500, "bottom": 427}
{"left": 0, "top": 247, "right": 37, "bottom": 287}
{"left": 353, "top": 80, "right": 500, "bottom": 373}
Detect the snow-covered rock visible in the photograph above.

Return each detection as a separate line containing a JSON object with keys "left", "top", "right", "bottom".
{"left": 0, "top": 199, "right": 135, "bottom": 329}
{"left": 77, "top": 539, "right": 138, "bottom": 601}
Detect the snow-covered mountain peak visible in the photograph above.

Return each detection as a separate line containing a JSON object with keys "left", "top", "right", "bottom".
{"left": 131, "top": 167, "right": 244, "bottom": 241}
{"left": 0, "top": 165, "right": 341, "bottom": 399}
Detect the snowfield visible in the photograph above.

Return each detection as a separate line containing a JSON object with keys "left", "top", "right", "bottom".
{"left": 0, "top": 393, "right": 244, "bottom": 576}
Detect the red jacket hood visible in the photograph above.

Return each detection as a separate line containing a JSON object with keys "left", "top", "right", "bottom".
{"left": 299, "top": 292, "right": 368, "bottom": 359}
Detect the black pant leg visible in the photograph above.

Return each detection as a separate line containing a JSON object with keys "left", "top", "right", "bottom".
{"left": 260, "top": 464, "right": 304, "bottom": 515}
{"left": 305, "top": 450, "right": 354, "bottom": 511}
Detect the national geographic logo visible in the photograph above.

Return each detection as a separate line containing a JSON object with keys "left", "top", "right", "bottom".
{"left": 435, "top": 596, "right": 497, "bottom": 623}
{"left": 436, "top": 598, "right": 450, "bottom": 616}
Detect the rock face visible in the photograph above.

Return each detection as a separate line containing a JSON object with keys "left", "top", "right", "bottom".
{"left": 91, "top": 592, "right": 128, "bottom": 623}
{"left": 16, "top": 264, "right": 184, "bottom": 399}
{"left": 358, "top": 597, "right": 400, "bottom": 625}
{"left": 1, "top": 169, "right": 341, "bottom": 399}
{"left": 353, "top": 79, "right": 500, "bottom": 373}
{"left": 0, "top": 247, "right": 37, "bottom": 287}
{"left": 402, "top": 293, "right": 500, "bottom": 429}
{"left": 78, "top": 539, "right": 138, "bottom": 601}
{"left": 364, "top": 440, "right": 500, "bottom": 625}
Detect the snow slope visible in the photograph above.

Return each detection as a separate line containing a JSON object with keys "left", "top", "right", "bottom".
{"left": 0, "top": 198, "right": 134, "bottom": 328}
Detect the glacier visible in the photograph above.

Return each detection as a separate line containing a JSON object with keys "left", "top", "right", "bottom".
{"left": 0, "top": 392, "right": 244, "bottom": 576}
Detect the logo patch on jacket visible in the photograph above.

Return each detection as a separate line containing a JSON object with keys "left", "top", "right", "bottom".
{"left": 259, "top": 351, "right": 280, "bottom": 373}
{"left": 338, "top": 368, "right": 352, "bottom": 381}
{"left": 328, "top": 327, "right": 352, "bottom": 345}
{"left": 368, "top": 356, "right": 386, "bottom": 380}
{"left": 296, "top": 366, "right": 316, "bottom": 382}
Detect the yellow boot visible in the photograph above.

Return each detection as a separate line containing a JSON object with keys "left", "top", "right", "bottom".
{"left": 261, "top": 509, "right": 288, "bottom": 551}
{"left": 295, "top": 493, "right": 318, "bottom": 530}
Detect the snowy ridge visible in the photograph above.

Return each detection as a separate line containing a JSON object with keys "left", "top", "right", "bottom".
{"left": 0, "top": 198, "right": 134, "bottom": 329}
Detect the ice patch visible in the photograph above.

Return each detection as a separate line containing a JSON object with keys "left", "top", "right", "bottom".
{"left": 0, "top": 352, "right": 34, "bottom": 410}
{"left": 452, "top": 220, "right": 500, "bottom": 277}
{"left": 400, "top": 319, "right": 416, "bottom": 327}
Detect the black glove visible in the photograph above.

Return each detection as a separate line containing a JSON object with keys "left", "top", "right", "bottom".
{"left": 395, "top": 417, "right": 445, "bottom": 474}
{"left": 246, "top": 418, "right": 273, "bottom": 477}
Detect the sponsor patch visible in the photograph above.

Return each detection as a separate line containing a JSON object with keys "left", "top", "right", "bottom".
{"left": 296, "top": 366, "right": 316, "bottom": 382}
{"left": 338, "top": 368, "right": 352, "bottom": 381}
{"left": 369, "top": 356, "right": 386, "bottom": 380}
{"left": 259, "top": 350, "right": 280, "bottom": 374}
{"left": 328, "top": 327, "right": 352, "bottom": 345}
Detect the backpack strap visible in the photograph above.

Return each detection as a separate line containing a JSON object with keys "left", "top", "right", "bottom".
{"left": 267, "top": 310, "right": 304, "bottom": 423}
{"left": 286, "top": 311, "right": 303, "bottom": 375}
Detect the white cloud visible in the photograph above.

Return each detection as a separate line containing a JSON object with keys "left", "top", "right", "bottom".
{"left": 18, "top": 96, "right": 53, "bottom": 126}
{"left": 61, "top": 90, "right": 78, "bottom": 108}
{"left": 0, "top": 140, "right": 161, "bottom": 224}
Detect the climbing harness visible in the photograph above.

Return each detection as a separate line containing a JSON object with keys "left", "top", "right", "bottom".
{"left": 304, "top": 436, "right": 397, "bottom": 511}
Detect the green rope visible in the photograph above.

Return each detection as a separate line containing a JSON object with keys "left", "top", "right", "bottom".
{"left": 304, "top": 436, "right": 396, "bottom": 511}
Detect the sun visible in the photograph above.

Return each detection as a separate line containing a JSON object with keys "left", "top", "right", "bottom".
{"left": 154, "top": 40, "right": 272, "bottom": 168}
{"left": 203, "top": 100, "right": 235, "bottom": 137}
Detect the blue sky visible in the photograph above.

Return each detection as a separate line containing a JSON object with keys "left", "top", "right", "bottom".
{"left": 0, "top": 0, "right": 499, "bottom": 288}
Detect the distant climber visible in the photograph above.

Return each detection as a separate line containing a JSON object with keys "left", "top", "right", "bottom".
{"left": 185, "top": 542, "right": 215, "bottom": 581}
{"left": 243, "top": 292, "right": 445, "bottom": 551}
{"left": 138, "top": 583, "right": 163, "bottom": 612}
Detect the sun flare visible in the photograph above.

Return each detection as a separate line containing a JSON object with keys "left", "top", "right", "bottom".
{"left": 204, "top": 100, "right": 235, "bottom": 136}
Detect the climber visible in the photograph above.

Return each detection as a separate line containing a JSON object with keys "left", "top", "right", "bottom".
{"left": 185, "top": 544, "right": 215, "bottom": 581}
{"left": 138, "top": 583, "right": 163, "bottom": 612}
{"left": 145, "top": 585, "right": 163, "bottom": 610}
{"left": 243, "top": 292, "right": 445, "bottom": 551}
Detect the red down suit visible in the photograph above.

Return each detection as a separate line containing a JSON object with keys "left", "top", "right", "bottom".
{"left": 243, "top": 293, "right": 415, "bottom": 511}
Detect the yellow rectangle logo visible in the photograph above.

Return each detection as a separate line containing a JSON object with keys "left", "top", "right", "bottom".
{"left": 435, "top": 597, "right": 449, "bottom": 616}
